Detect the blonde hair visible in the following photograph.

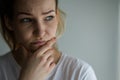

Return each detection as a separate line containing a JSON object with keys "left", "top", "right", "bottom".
{"left": 56, "top": 8, "right": 65, "bottom": 38}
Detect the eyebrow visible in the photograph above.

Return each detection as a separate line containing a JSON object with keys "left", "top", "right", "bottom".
{"left": 42, "top": 10, "right": 55, "bottom": 15}
{"left": 16, "top": 10, "right": 55, "bottom": 16}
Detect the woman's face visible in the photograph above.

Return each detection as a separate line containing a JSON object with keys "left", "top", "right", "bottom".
{"left": 10, "top": 0, "right": 58, "bottom": 52}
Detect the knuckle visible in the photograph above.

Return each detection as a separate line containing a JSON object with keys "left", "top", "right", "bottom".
{"left": 48, "top": 57, "right": 54, "bottom": 61}
{"left": 41, "top": 55, "right": 46, "bottom": 61}
{"left": 48, "top": 49, "right": 54, "bottom": 53}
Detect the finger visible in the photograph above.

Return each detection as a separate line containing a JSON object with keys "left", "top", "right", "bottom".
{"left": 48, "top": 62, "right": 56, "bottom": 73}
{"left": 45, "top": 56, "right": 54, "bottom": 67}
{"left": 34, "top": 37, "right": 56, "bottom": 57}
{"left": 40, "top": 49, "right": 53, "bottom": 64}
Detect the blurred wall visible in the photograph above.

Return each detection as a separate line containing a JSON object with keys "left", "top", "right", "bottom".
{"left": 0, "top": 34, "right": 10, "bottom": 55}
{"left": 58, "top": 0, "right": 118, "bottom": 80}
{"left": 118, "top": 0, "right": 120, "bottom": 80}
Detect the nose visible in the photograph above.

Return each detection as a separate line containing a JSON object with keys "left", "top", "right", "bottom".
{"left": 33, "top": 21, "right": 45, "bottom": 38}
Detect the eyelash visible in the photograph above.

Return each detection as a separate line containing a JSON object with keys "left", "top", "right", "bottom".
{"left": 44, "top": 16, "right": 54, "bottom": 21}
{"left": 20, "top": 15, "right": 54, "bottom": 23}
{"left": 20, "top": 18, "right": 33, "bottom": 23}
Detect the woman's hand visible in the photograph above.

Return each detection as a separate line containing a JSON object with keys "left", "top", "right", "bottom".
{"left": 19, "top": 38, "right": 56, "bottom": 80}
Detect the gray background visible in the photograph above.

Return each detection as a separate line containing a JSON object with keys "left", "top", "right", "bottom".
{"left": 0, "top": 0, "right": 119, "bottom": 80}
{"left": 118, "top": 0, "right": 120, "bottom": 79}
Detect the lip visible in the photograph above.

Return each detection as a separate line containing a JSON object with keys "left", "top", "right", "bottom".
{"left": 31, "top": 40, "right": 46, "bottom": 47}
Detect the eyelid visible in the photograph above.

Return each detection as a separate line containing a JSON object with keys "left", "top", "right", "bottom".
{"left": 44, "top": 15, "right": 54, "bottom": 21}
{"left": 20, "top": 18, "right": 33, "bottom": 23}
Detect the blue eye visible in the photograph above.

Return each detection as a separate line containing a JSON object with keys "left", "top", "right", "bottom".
{"left": 45, "top": 16, "right": 54, "bottom": 21}
{"left": 20, "top": 18, "right": 32, "bottom": 23}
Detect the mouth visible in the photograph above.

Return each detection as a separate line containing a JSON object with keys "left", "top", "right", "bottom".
{"left": 31, "top": 40, "right": 46, "bottom": 47}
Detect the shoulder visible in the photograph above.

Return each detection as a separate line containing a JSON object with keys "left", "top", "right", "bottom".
{"left": 0, "top": 52, "right": 20, "bottom": 80}
{"left": 0, "top": 52, "right": 11, "bottom": 61}
{"left": 59, "top": 53, "right": 97, "bottom": 80}
{"left": 0, "top": 52, "right": 12, "bottom": 76}
{"left": 0, "top": 52, "right": 12, "bottom": 67}
{"left": 60, "top": 53, "right": 90, "bottom": 69}
{"left": 0, "top": 52, "right": 10, "bottom": 63}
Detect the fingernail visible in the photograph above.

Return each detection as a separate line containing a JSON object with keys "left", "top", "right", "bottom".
{"left": 47, "top": 37, "right": 56, "bottom": 45}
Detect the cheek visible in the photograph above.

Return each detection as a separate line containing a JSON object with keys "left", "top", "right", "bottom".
{"left": 47, "top": 24, "right": 57, "bottom": 37}
{"left": 48, "top": 20, "right": 58, "bottom": 35}
{"left": 14, "top": 29, "right": 33, "bottom": 44}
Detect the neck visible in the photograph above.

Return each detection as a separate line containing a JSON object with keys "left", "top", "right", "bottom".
{"left": 12, "top": 47, "right": 28, "bottom": 67}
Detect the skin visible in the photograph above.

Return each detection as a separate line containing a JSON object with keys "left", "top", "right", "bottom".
{"left": 5, "top": 0, "right": 61, "bottom": 80}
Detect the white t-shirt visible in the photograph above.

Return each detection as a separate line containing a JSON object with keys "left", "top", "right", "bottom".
{"left": 0, "top": 52, "right": 97, "bottom": 80}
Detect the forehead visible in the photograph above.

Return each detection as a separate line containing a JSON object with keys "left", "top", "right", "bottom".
{"left": 14, "top": 0, "right": 56, "bottom": 13}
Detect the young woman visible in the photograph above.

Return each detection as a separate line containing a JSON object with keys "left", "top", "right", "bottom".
{"left": 0, "top": 0, "right": 97, "bottom": 80}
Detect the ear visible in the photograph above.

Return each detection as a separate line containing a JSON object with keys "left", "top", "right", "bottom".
{"left": 4, "top": 16, "right": 14, "bottom": 31}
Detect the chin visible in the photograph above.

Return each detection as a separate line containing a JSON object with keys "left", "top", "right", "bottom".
{"left": 28, "top": 45, "right": 42, "bottom": 53}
